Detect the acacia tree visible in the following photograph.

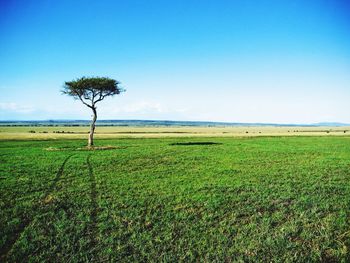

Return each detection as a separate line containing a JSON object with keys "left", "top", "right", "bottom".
{"left": 62, "top": 77, "right": 123, "bottom": 147}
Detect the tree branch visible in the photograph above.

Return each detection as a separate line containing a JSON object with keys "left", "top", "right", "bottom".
{"left": 78, "top": 95, "right": 93, "bottom": 109}
{"left": 94, "top": 91, "right": 114, "bottom": 104}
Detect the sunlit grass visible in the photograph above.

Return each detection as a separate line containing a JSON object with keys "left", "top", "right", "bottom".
{"left": 1, "top": 137, "right": 350, "bottom": 261}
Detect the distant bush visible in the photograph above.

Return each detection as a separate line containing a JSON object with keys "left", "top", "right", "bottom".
{"left": 53, "top": 130, "right": 75, "bottom": 134}
{"left": 28, "top": 130, "right": 36, "bottom": 133}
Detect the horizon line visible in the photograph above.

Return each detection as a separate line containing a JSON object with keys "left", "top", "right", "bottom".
{"left": 0, "top": 119, "right": 349, "bottom": 127}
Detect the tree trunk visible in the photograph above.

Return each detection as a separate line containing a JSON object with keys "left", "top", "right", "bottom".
{"left": 88, "top": 107, "right": 97, "bottom": 147}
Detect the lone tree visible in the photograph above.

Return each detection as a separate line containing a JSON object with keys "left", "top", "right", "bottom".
{"left": 62, "top": 77, "right": 123, "bottom": 147}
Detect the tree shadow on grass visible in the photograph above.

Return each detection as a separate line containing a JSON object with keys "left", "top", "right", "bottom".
{"left": 170, "top": 142, "right": 222, "bottom": 146}
{"left": 0, "top": 155, "right": 73, "bottom": 261}
{"left": 86, "top": 155, "right": 98, "bottom": 250}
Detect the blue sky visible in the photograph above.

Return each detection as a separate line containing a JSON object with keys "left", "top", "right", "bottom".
{"left": 1, "top": 0, "right": 350, "bottom": 123}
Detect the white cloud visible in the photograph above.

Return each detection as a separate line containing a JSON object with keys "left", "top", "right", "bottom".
{"left": 93, "top": 100, "right": 190, "bottom": 120}
{"left": 0, "top": 102, "right": 35, "bottom": 113}
{"left": 0, "top": 99, "right": 190, "bottom": 120}
{"left": 123, "top": 101, "right": 164, "bottom": 113}
{"left": 103, "top": 100, "right": 187, "bottom": 115}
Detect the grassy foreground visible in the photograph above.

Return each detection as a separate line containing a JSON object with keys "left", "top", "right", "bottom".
{"left": 1, "top": 137, "right": 350, "bottom": 262}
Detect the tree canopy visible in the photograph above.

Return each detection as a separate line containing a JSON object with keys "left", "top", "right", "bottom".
{"left": 62, "top": 77, "right": 123, "bottom": 109}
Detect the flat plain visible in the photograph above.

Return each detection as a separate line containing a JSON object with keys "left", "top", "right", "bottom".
{"left": 1, "top": 128, "right": 350, "bottom": 262}
{"left": 0, "top": 125, "right": 349, "bottom": 140}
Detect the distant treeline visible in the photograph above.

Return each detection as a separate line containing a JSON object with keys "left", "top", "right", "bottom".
{"left": 0, "top": 120, "right": 348, "bottom": 127}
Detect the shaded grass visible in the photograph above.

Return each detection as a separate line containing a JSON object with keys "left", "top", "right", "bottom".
{"left": 0, "top": 137, "right": 350, "bottom": 262}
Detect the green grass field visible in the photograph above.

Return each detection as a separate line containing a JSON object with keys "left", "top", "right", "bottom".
{"left": 1, "top": 136, "right": 350, "bottom": 262}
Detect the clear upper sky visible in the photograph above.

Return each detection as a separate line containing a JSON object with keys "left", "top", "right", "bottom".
{"left": 1, "top": 0, "right": 349, "bottom": 123}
